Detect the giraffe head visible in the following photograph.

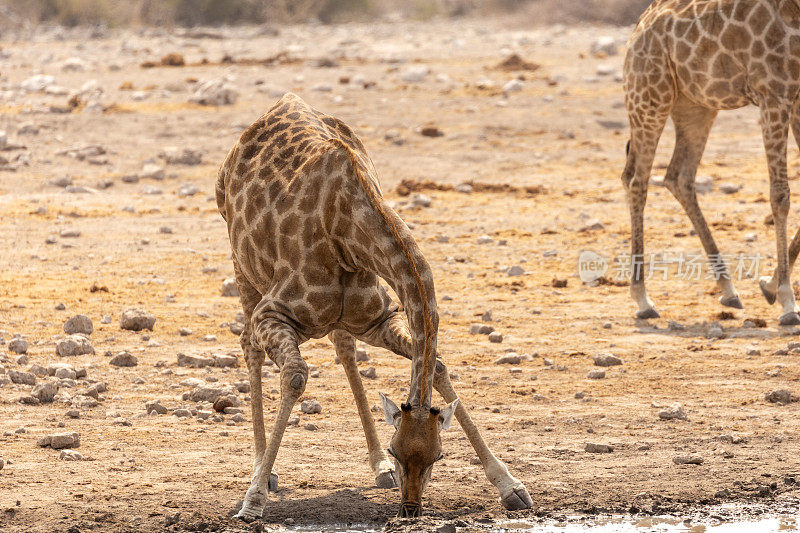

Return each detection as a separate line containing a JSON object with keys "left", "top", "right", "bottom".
{"left": 379, "top": 392, "right": 458, "bottom": 517}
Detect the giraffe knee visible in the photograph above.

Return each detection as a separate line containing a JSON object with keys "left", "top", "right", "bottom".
{"left": 281, "top": 360, "right": 308, "bottom": 397}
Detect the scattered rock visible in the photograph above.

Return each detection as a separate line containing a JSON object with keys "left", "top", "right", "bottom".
{"left": 673, "top": 455, "right": 703, "bottom": 465}
{"left": 502, "top": 79, "right": 524, "bottom": 93}
{"left": 590, "top": 37, "right": 617, "bottom": 57}
{"left": 765, "top": 389, "right": 794, "bottom": 405}
{"left": 476, "top": 235, "right": 494, "bottom": 245}
{"left": 488, "top": 332, "right": 503, "bottom": 343}
{"left": 659, "top": 404, "right": 687, "bottom": 420}
{"left": 507, "top": 265, "right": 525, "bottom": 276}
{"left": 300, "top": 399, "right": 322, "bottom": 414}
{"left": 32, "top": 380, "right": 59, "bottom": 403}
{"left": 593, "top": 353, "right": 622, "bottom": 367}
{"left": 56, "top": 335, "right": 95, "bottom": 357}
{"left": 60, "top": 449, "right": 84, "bottom": 461}
{"left": 8, "top": 337, "right": 28, "bottom": 354}
{"left": 120, "top": 308, "right": 156, "bottom": 331}
{"left": 213, "top": 396, "right": 235, "bottom": 413}
{"left": 139, "top": 163, "right": 165, "bottom": 180}
{"left": 587, "top": 370, "right": 605, "bottom": 380}
{"left": 109, "top": 352, "right": 138, "bottom": 367}
{"left": 221, "top": 278, "right": 239, "bottom": 297}
{"left": 585, "top": 443, "right": 614, "bottom": 453}
{"left": 173, "top": 408, "right": 192, "bottom": 418}
{"left": 495, "top": 354, "right": 521, "bottom": 365}
{"left": 355, "top": 348, "right": 370, "bottom": 362}
{"left": 9, "top": 370, "right": 36, "bottom": 386}
{"left": 469, "top": 324, "right": 495, "bottom": 335}
{"left": 63, "top": 314, "right": 93, "bottom": 335}
{"left": 481, "top": 310, "right": 493, "bottom": 322}
{"left": 400, "top": 65, "right": 429, "bottom": 83}
{"left": 38, "top": 432, "right": 80, "bottom": 449}
{"left": 213, "top": 354, "right": 238, "bottom": 368}
{"left": 161, "top": 147, "right": 203, "bottom": 165}
{"left": 189, "top": 78, "right": 238, "bottom": 106}
{"left": 177, "top": 353, "right": 213, "bottom": 368}
{"left": 145, "top": 399, "right": 168, "bottom": 415}
{"left": 359, "top": 366, "right": 377, "bottom": 379}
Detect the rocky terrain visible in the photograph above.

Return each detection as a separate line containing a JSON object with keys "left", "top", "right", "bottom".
{"left": 0, "top": 18, "right": 798, "bottom": 533}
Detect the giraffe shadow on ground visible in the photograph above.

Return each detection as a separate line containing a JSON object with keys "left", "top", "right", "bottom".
{"left": 634, "top": 320, "right": 792, "bottom": 341}
{"left": 227, "top": 488, "right": 397, "bottom": 526}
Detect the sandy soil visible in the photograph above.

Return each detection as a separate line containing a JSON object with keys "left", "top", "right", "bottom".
{"left": 0, "top": 18, "right": 798, "bottom": 533}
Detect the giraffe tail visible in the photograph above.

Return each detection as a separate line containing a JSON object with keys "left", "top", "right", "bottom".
{"left": 325, "top": 138, "right": 439, "bottom": 408}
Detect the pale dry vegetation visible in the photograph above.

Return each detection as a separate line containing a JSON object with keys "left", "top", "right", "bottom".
{"left": 0, "top": 0, "right": 651, "bottom": 26}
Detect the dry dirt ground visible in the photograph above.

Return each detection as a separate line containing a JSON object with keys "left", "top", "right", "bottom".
{"left": 0, "top": 18, "right": 798, "bottom": 533}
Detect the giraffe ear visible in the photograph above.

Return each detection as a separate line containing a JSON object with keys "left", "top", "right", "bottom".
{"left": 379, "top": 392, "right": 401, "bottom": 428}
{"left": 438, "top": 399, "right": 459, "bottom": 431}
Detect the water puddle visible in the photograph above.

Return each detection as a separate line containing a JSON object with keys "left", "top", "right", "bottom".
{"left": 272, "top": 503, "right": 800, "bottom": 532}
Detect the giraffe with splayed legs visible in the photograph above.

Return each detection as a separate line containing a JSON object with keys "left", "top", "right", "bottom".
{"left": 215, "top": 93, "right": 532, "bottom": 521}
{"left": 621, "top": 0, "right": 800, "bottom": 324}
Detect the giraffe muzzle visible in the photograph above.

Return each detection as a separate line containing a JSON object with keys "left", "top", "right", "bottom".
{"left": 398, "top": 502, "right": 421, "bottom": 518}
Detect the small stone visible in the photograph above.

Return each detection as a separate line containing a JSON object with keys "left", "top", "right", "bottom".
{"left": 231, "top": 413, "right": 245, "bottom": 423}
{"left": 304, "top": 423, "right": 320, "bottom": 431}
{"left": 16, "top": 354, "right": 29, "bottom": 365}
{"left": 8, "top": 338, "right": 28, "bottom": 354}
{"left": 213, "top": 396, "right": 234, "bottom": 413}
{"left": 469, "top": 323, "right": 495, "bottom": 335}
{"left": 55, "top": 303, "right": 66, "bottom": 310}
{"left": 64, "top": 315, "right": 94, "bottom": 335}
{"left": 66, "top": 409, "right": 80, "bottom": 418}
{"left": 477, "top": 235, "right": 494, "bottom": 245}
{"left": 574, "top": 391, "right": 585, "bottom": 399}
{"left": 178, "top": 327, "right": 193, "bottom": 336}
{"left": 39, "top": 432, "right": 80, "bottom": 449}
{"left": 221, "top": 278, "right": 239, "bottom": 297}
{"left": 488, "top": 332, "right": 503, "bottom": 343}
{"left": 591, "top": 36, "right": 618, "bottom": 57}
{"left": 481, "top": 310, "right": 493, "bottom": 322}
{"left": 411, "top": 193, "right": 432, "bottom": 208}
{"left": 593, "top": 353, "right": 622, "bottom": 367}
{"left": 139, "top": 163, "right": 165, "bottom": 180}
{"left": 173, "top": 408, "right": 192, "bottom": 418}
{"left": 213, "top": 354, "right": 238, "bottom": 368}
{"left": 587, "top": 370, "right": 605, "bottom": 380}
{"left": 60, "top": 449, "right": 84, "bottom": 461}
{"left": 177, "top": 353, "right": 213, "bottom": 368}
{"left": 507, "top": 265, "right": 525, "bottom": 276}
{"left": 203, "top": 335, "right": 217, "bottom": 342}
{"left": 9, "top": 370, "right": 36, "bottom": 386}
{"left": 355, "top": 348, "right": 370, "bottom": 362}
{"left": 706, "top": 323, "right": 725, "bottom": 339}
{"left": 400, "top": 65, "right": 429, "bottom": 83}
{"left": 59, "top": 229, "right": 81, "bottom": 238}
{"left": 359, "top": 366, "right": 377, "bottom": 379}
{"left": 673, "top": 455, "right": 703, "bottom": 465}
{"left": 56, "top": 335, "right": 94, "bottom": 357}
{"left": 120, "top": 308, "right": 156, "bottom": 331}
{"left": 300, "top": 399, "right": 322, "bottom": 414}
{"left": 146, "top": 399, "right": 168, "bottom": 415}
{"left": 420, "top": 126, "right": 443, "bottom": 138}
{"left": 765, "top": 389, "right": 793, "bottom": 404}
{"left": 32, "top": 379, "right": 59, "bottom": 403}
{"left": 109, "top": 352, "right": 138, "bottom": 367}
{"left": 667, "top": 320, "right": 686, "bottom": 331}
{"left": 229, "top": 322, "right": 244, "bottom": 335}
{"left": 495, "top": 354, "right": 521, "bottom": 365}
{"left": 585, "top": 443, "right": 614, "bottom": 453}
{"left": 579, "top": 220, "right": 604, "bottom": 232}
{"left": 502, "top": 78, "right": 524, "bottom": 93}
{"left": 659, "top": 404, "right": 687, "bottom": 420}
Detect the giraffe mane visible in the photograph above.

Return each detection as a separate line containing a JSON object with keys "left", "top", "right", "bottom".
{"left": 327, "top": 137, "right": 436, "bottom": 407}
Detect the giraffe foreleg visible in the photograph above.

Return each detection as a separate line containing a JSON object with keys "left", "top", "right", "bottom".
{"left": 329, "top": 329, "right": 396, "bottom": 488}
{"left": 357, "top": 312, "right": 532, "bottom": 510}
{"left": 236, "top": 316, "right": 306, "bottom": 522}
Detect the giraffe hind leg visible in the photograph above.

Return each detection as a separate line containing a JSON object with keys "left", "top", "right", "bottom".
{"left": 663, "top": 96, "right": 741, "bottom": 309}
{"left": 329, "top": 329, "right": 396, "bottom": 488}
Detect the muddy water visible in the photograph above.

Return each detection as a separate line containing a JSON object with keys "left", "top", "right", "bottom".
{"left": 277, "top": 503, "right": 800, "bottom": 532}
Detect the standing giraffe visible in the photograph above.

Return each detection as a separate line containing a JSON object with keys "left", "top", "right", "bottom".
{"left": 622, "top": 0, "right": 800, "bottom": 324}
{"left": 215, "top": 93, "right": 532, "bottom": 521}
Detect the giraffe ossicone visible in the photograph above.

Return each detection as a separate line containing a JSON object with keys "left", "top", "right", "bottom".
{"left": 216, "top": 93, "right": 532, "bottom": 521}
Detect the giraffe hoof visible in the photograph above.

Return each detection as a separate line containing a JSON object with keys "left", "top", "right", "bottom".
{"left": 759, "top": 278, "right": 777, "bottom": 305}
{"left": 268, "top": 472, "right": 279, "bottom": 492}
{"left": 779, "top": 312, "right": 800, "bottom": 326}
{"left": 375, "top": 470, "right": 397, "bottom": 489}
{"left": 635, "top": 308, "right": 660, "bottom": 319}
{"left": 719, "top": 295, "right": 743, "bottom": 309}
{"left": 234, "top": 504, "right": 264, "bottom": 523}
{"left": 500, "top": 482, "right": 533, "bottom": 510}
